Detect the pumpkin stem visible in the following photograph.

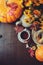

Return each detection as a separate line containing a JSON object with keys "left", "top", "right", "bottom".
{"left": 6, "top": 0, "right": 8, "bottom": 2}
{"left": 6, "top": 0, "right": 8, "bottom": 5}
{"left": 37, "top": 44, "right": 41, "bottom": 48}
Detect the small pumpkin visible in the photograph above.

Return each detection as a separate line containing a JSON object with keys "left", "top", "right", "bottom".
{"left": 0, "top": 0, "right": 23, "bottom": 23}
{"left": 35, "top": 46, "right": 43, "bottom": 62}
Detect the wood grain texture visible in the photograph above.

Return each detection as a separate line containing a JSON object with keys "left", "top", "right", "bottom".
{"left": 0, "top": 23, "right": 43, "bottom": 65}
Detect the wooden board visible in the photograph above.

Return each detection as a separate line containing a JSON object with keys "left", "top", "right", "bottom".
{"left": 0, "top": 23, "right": 43, "bottom": 65}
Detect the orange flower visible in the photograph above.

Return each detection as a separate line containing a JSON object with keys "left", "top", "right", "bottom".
{"left": 33, "top": 10, "right": 41, "bottom": 17}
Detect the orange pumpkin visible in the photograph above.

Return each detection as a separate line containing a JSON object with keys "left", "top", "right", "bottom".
{"left": 0, "top": 0, "right": 23, "bottom": 23}
{"left": 39, "top": 0, "right": 43, "bottom": 4}
{"left": 35, "top": 46, "right": 43, "bottom": 62}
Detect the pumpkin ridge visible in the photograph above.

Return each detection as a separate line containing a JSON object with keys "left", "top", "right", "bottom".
{"left": 0, "top": 0, "right": 23, "bottom": 23}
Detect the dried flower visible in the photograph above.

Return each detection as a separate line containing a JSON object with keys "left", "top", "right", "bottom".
{"left": 14, "top": 25, "right": 24, "bottom": 33}
{"left": 28, "top": 48, "right": 35, "bottom": 57}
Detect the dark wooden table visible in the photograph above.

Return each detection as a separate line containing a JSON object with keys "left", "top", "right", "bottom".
{"left": 0, "top": 23, "right": 43, "bottom": 65}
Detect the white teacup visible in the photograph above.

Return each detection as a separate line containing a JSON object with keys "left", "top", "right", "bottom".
{"left": 16, "top": 15, "right": 32, "bottom": 27}
{"left": 32, "top": 30, "right": 43, "bottom": 46}
{"left": 17, "top": 28, "right": 30, "bottom": 43}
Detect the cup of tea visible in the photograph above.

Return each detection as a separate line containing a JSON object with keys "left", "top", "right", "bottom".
{"left": 17, "top": 28, "right": 30, "bottom": 43}
{"left": 32, "top": 30, "right": 43, "bottom": 46}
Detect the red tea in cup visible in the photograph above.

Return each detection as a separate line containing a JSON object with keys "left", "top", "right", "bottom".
{"left": 20, "top": 31, "right": 28, "bottom": 39}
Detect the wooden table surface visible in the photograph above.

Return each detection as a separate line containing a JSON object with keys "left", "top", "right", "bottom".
{"left": 0, "top": 23, "right": 43, "bottom": 65}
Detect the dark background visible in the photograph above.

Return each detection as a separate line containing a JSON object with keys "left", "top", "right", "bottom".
{"left": 0, "top": 23, "right": 43, "bottom": 65}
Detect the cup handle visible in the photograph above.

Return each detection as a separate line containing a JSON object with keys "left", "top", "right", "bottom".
{"left": 16, "top": 21, "right": 21, "bottom": 26}
{"left": 26, "top": 44, "right": 29, "bottom": 48}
